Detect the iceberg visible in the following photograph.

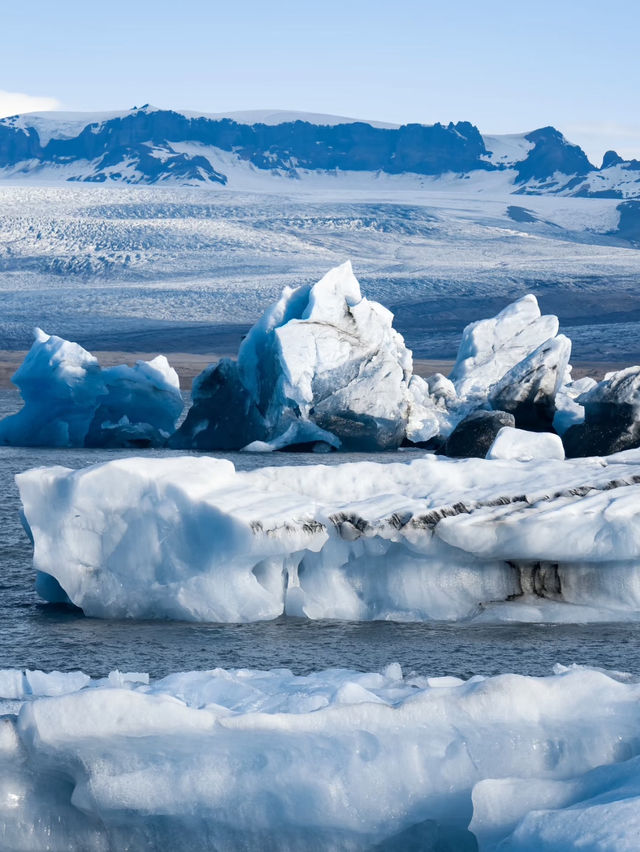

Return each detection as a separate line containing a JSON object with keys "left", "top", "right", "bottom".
{"left": 0, "top": 663, "right": 639, "bottom": 850}
{"left": 564, "top": 366, "right": 640, "bottom": 457}
{"left": 171, "top": 270, "right": 575, "bottom": 454}
{"left": 173, "top": 261, "right": 429, "bottom": 451}
{"left": 414, "top": 294, "right": 573, "bottom": 447}
{"left": 486, "top": 427, "right": 565, "bottom": 461}
{"left": 0, "top": 329, "right": 183, "bottom": 448}
{"left": 449, "top": 294, "right": 560, "bottom": 400}
{"left": 488, "top": 334, "right": 571, "bottom": 431}
{"left": 0, "top": 273, "right": 589, "bottom": 455}
{"left": 17, "top": 450, "right": 640, "bottom": 622}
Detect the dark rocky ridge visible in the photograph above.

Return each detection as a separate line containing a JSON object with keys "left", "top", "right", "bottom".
{"left": 2, "top": 105, "right": 636, "bottom": 196}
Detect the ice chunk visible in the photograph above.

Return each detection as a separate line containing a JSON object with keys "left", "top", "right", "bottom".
{"left": 0, "top": 328, "right": 105, "bottom": 447}
{"left": 406, "top": 374, "right": 455, "bottom": 444}
{"left": 450, "top": 294, "right": 559, "bottom": 399}
{"left": 489, "top": 334, "right": 571, "bottom": 431}
{"left": 0, "top": 665, "right": 639, "bottom": 850}
{"left": 0, "top": 330, "right": 183, "bottom": 448}
{"left": 486, "top": 427, "right": 565, "bottom": 461}
{"left": 564, "top": 367, "right": 640, "bottom": 457}
{"left": 17, "top": 450, "right": 640, "bottom": 622}
{"left": 180, "top": 261, "right": 417, "bottom": 451}
{"left": 553, "top": 376, "right": 597, "bottom": 435}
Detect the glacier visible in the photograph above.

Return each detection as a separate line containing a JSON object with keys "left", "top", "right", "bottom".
{"left": 17, "top": 449, "right": 640, "bottom": 623}
{"left": 0, "top": 328, "right": 183, "bottom": 448}
{"left": 0, "top": 663, "right": 639, "bottom": 850}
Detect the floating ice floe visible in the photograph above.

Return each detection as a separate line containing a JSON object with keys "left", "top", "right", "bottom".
{"left": 0, "top": 663, "right": 639, "bottom": 850}
{"left": 17, "top": 450, "right": 640, "bottom": 622}
{"left": 486, "top": 426, "right": 565, "bottom": 461}
{"left": 0, "top": 329, "right": 183, "bottom": 448}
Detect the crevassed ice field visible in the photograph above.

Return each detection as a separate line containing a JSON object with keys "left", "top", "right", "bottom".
{"left": 1, "top": 182, "right": 640, "bottom": 360}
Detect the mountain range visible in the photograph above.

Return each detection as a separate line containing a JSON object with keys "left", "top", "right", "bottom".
{"left": 0, "top": 105, "right": 639, "bottom": 198}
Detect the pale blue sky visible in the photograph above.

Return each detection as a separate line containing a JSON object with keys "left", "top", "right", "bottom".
{"left": 2, "top": 0, "right": 639, "bottom": 163}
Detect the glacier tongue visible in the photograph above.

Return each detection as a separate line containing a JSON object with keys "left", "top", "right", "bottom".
{"left": 16, "top": 450, "right": 640, "bottom": 623}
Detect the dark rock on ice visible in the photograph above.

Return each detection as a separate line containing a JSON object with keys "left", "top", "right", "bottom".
{"left": 489, "top": 335, "right": 571, "bottom": 431}
{"left": 169, "top": 359, "right": 268, "bottom": 451}
{"left": 444, "top": 410, "right": 515, "bottom": 458}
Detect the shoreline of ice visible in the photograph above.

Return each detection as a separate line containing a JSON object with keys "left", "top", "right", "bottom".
{"left": 0, "top": 662, "right": 639, "bottom": 850}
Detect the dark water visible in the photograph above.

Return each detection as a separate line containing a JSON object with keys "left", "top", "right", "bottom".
{"left": 1, "top": 389, "right": 640, "bottom": 680}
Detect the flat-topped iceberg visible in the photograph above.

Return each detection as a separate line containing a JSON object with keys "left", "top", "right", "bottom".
{"left": 0, "top": 663, "right": 639, "bottom": 850}
{"left": 0, "top": 329, "right": 183, "bottom": 448}
{"left": 17, "top": 450, "right": 640, "bottom": 622}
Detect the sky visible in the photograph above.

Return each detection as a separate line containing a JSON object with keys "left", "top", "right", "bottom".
{"left": 1, "top": 0, "right": 638, "bottom": 164}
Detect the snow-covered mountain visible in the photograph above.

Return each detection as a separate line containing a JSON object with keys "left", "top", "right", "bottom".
{"left": 1, "top": 104, "right": 639, "bottom": 199}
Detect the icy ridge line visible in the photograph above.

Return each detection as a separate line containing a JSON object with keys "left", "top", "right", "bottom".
{"left": 2, "top": 105, "right": 639, "bottom": 198}
{"left": 0, "top": 663, "right": 639, "bottom": 850}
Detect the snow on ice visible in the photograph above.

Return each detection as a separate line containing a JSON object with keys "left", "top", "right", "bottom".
{"left": 0, "top": 663, "right": 639, "bottom": 850}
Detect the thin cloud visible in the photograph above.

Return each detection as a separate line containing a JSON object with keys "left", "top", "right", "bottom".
{"left": 0, "top": 90, "right": 61, "bottom": 118}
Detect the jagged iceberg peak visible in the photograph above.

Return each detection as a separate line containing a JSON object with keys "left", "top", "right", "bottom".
{"left": 449, "top": 293, "right": 560, "bottom": 399}
{"left": 175, "top": 260, "right": 434, "bottom": 451}
{"left": 0, "top": 329, "right": 183, "bottom": 448}
{"left": 249, "top": 260, "right": 415, "bottom": 449}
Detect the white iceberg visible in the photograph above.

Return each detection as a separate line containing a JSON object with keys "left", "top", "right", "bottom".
{"left": 427, "top": 294, "right": 571, "bottom": 441}
{"left": 173, "top": 261, "right": 440, "bottom": 451}
{"left": 488, "top": 334, "right": 571, "bottom": 431}
{"left": 486, "top": 427, "right": 565, "bottom": 461}
{"left": 17, "top": 450, "right": 640, "bottom": 622}
{"left": 0, "top": 329, "right": 183, "bottom": 448}
{"left": 0, "top": 663, "right": 640, "bottom": 850}
{"left": 449, "top": 294, "right": 559, "bottom": 400}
